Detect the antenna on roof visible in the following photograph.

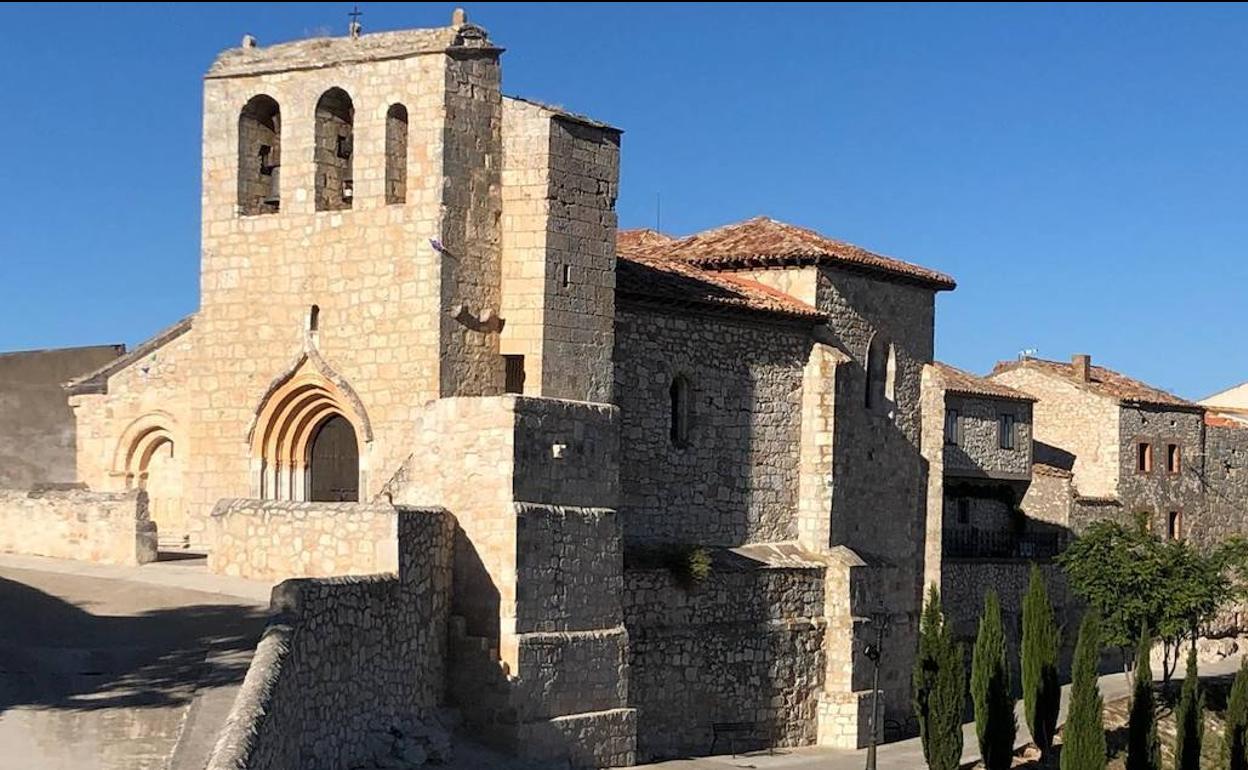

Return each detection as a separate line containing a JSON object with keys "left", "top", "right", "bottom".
{"left": 1019, "top": 348, "right": 1038, "bottom": 361}
{"left": 348, "top": 3, "right": 363, "bottom": 38}
{"left": 655, "top": 192, "right": 662, "bottom": 232}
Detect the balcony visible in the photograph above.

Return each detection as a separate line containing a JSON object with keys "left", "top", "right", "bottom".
{"left": 942, "top": 527, "right": 1065, "bottom": 560}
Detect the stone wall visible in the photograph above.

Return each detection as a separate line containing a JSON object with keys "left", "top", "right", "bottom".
{"left": 0, "top": 487, "right": 155, "bottom": 565}
{"left": 190, "top": 24, "right": 503, "bottom": 539}
{"left": 1116, "top": 405, "right": 1205, "bottom": 540}
{"left": 623, "top": 557, "right": 826, "bottom": 761}
{"left": 613, "top": 304, "right": 810, "bottom": 545}
{"left": 943, "top": 393, "right": 1032, "bottom": 479}
{"left": 990, "top": 367, "right": 1120, "bottom": 499}
{"left": 0, "top": 345, "right": 122, "bottom": 489}
{"left": 500, "top": 98, "right": 620, "bottom": 404}
{"left": 1022, "top": 466, "right": 1074, "bottom": 529}
{"left": 1199, "top": 420, "right": 1248, "bottom": 549}
{"left": 205, "top": 508, "right": 452, "bottom": 770}
{"left": 208, "top": 499, "right": 398, "bottom": 581}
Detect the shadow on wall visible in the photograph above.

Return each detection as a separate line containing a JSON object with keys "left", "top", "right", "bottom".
{"left": 0, "top": 575, "right": 265, "bottom": 715}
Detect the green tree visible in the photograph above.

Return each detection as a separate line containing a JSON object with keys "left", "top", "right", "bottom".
{"left": 1223, "top": 657, "right": 1248, "bottom": 770}
{"left": 1173, "top": 646, "right": 1204, "bottom": 770}
{"left": 1061, "top": 612, "right": 1106, "bottom": 770}
{"left": 912, "top": 585, "right": 965, "bottom": 770}
{"left": 971, "top": 590, "right": 1015, "bottom": 770}
{"left": 1125, "top": 625, "right": 1159, "bottom": 770}
{"left": 1021, "top": 565, "right": 1060, "bottom": 758}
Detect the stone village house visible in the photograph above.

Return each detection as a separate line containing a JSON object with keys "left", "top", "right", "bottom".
{"left": 6, "top": 11, "right": 1248, "bottom": 769}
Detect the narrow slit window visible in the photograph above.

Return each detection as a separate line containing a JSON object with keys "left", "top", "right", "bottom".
{"left": 309, "top": 305, "right": 320, "bottom": 332}
{"left": 944, "top": 409, "right": 960, "bottom": 446}
{"left": 670, "top": 375, "right": 691, "bottom": 447}
{"left": 503, "top": 355, "right": 525, "bottom": 394}
{"left": 385, "top": 104, "right": 408, "bottom": 204}
{"left": 999, "top": 413, "right": 1016, "bottom": 450}
{"left": 562, "top": 264, "right": 573, "bottom": 289}
{"left": 1167, "top": 510, "right": 1183, "bottom": 541}
{"left": 1137, "top": 442, "right": 1153, "bottom": 473}
{"left": 1167, "top": 443, "right": 1181, "bottom": 474}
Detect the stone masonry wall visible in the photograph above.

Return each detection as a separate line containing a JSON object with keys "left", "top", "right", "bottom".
{"left": 190, "top": 31, "right": 500, "bottom": 540}
{"left": 1117, "top": 405, "right": 1205, "bottom": 540}
{"left": 205, "top": 508, "right": 452, "bottom": 770}
{"left": 208, "top": 499, "right": 398, "bottom": 581}
{"left": 990, "top": 366, "right": 1121, "bottom": 499}
{"left": 0, "top": 487, "right": 156, "bottom": 565}
{"left": 623, "top": 561, "right": 826, "bottom": 761}
{"left": 1200, "top": 421, "right": 1248, "bottom": 549}
{"left": 0, "top": 345, "right": 122, "bottom": 489}
{"left": 614, "top": 304, "right": 811, "bottom": 546}
{"left": 944, "top": 393, "right": 1032, "bottom": 479}
{"left": 500, "top": 99, "right": 620, "bottom": 404}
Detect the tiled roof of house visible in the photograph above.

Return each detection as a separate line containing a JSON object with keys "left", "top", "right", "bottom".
{"left": 64, "top": 315, "right": 194, "bottom": 396}
{"left": 1206, "top": 413, "right": 1248, "bottom": 429}
{"left": 932, "top": 361, "right": 1036, "bottom": 402}
{"left": 991, "top": 357, "right": 1200, "bottom": 411}
{"left": 641, "top": 216, "right": 955, "bottom": 291}
{"left": 617, "top": 228, "right": 675, "bottom": 257}
{"left": 616, "top": 250, "right": 823, "bottom": 322}
{"left": 1033, "top": 463, "right": 1074, "bottom": 479}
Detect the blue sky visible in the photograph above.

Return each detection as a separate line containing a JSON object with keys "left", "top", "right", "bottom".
{"left": 2, "top": 2, "right": 1246, "bottom": 398}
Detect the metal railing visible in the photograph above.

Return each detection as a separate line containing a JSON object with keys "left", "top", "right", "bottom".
{"left": 942, "top": 528, "right": 1064, "bottom": 560}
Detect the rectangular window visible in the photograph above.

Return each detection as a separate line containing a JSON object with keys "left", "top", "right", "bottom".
{"left": 1167, "top": 444, "right": 1181, "bottom": 474}
{"left": 1168, "top": 510, "right": 1183, "bottom": 541}
{"left": 1136, "top": 442, "right": 1153, "bottom": 474}
{"left": 944, "top": 410, "right": 960, "bottom": 446}
{"left": 957, "top": 498, "right": 971, "bottom": 525}
{"left": 999, "top": 414, "right": 1016, "bottom": 450}
{"left": 503, "top": 355, "right": 525, "bottom": 394}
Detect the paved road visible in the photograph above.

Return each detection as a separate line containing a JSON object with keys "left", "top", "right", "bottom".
{"left": 0, "top": 554, "right": 268, "bottom": 770}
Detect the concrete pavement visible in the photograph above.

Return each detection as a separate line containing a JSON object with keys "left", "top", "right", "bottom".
{"left": 0, "top": 553, "right": 269, "bottom": 770}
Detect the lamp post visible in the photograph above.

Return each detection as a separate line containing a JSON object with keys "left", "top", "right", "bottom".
{"left": 864, "top": 607, "right": 891, "bottom": 770}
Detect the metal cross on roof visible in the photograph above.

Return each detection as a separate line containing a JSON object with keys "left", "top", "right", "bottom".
{"left": 348, "top": 3, "right": 363, "bottom": 38}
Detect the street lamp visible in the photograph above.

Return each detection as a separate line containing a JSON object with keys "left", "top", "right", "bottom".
{"left": 864, "top": 606, "right": 891, "bottom": 770}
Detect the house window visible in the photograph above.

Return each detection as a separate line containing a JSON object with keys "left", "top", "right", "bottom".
{"left": 999, "top": 414, "right": 1016, "bottom": 450}
{"left": 1167, "top": 510, "right": 1183, "bottom": 541}
{"left": 1136, "top": 442, "right": 1153, "bottom": 474}
{"left": 503, "top": 355, "right": 525, "bottom": 394}
{"left": 670, "top": 375, "right": 691, "bottom": 447}
{"left": 944, "top": 410, "right": 960, "bottom": 446}
{"left": 957, "top": 498, "right": 970, "bottom": 525}
{"left": 1167, "top": 444, "right": 1181, "bottom": 474}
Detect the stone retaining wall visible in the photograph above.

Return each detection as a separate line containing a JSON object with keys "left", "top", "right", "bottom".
{"left": 208, "top": 499, "right": 398, "bottom": 581}
{"left": 623, "top": 559, "right": 826, "bottom": 761}
{"left": 205, "top": 508, "right": 453, "bottom": 770}
{"left": 0, "top": 486, "right": 155, "bottom": 565}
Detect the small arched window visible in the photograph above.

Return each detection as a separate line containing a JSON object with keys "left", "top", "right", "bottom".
{"left": 670, "top": 375, "right": 691, "bottom": 447}
{"left": 385, "top": 104, "right": 408, "bottom": 204}
{"left": 314, "top": 88, "right": 354, "bottom": 211}
{"left": 238, "top": 95, "right": 281, "bottom": 215}
{"left": 865, "top": 334, "right": 888, "bottom": 410}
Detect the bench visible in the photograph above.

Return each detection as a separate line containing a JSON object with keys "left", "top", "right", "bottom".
{"left": 710, "top": 721, "right": 775, "bottom": 757}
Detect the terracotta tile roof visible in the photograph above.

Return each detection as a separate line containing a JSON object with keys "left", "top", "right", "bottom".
{"left": 645, "top": 216, "right": 955, "bottom": 290}
{"left": 1033, "top": 463, "right": 1074, "bottom": 479}
{"left": 1206, "top": 413, "right": 1248, "bottom": 429}
{"left": 933, "top": 361, "right": 1035, "bottom": 402}
{"left": 617, "top": 228, "right": 675, "bottom": 257}
{"left": 616, "top": 246, "right": 823, "bottom": 322}
{"left": 991, "top": 357, "right": 1200, "bottom": 411}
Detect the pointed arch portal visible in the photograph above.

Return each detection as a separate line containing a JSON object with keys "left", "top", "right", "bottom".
{"left": 250, "top": 361, "right": 369, "bottom": 501}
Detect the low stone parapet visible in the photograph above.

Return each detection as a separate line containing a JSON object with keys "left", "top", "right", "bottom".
{"left": 205, "top": 508, "right": 453, "bottom": 770}
{"left": 208, "top": 499, "right": 398, "bottom": 581}
{"left": 0, "top": 486, "right": 156, "bottom": 565}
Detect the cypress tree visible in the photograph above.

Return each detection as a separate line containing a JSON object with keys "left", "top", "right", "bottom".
{"left": 1126, "top": 625, "right": 1160, "bottom": 770}
{"left": 971, "top": 590, "right": 1016, "bottom": 770}
{"left": 1061, "top": 612, "right": 1106, "bottom": 770}
{"left": 1223, "top": 657, "right": 1248, "bottom": 770}
{"left": 912, "top": 585, "right": 966, "bottom": 770}
{"left": 1021, "top": 565, "right": 1060, "bottom": 757}
{"left": 1173, "top": 645, "right": 1203, "bottom": 770}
